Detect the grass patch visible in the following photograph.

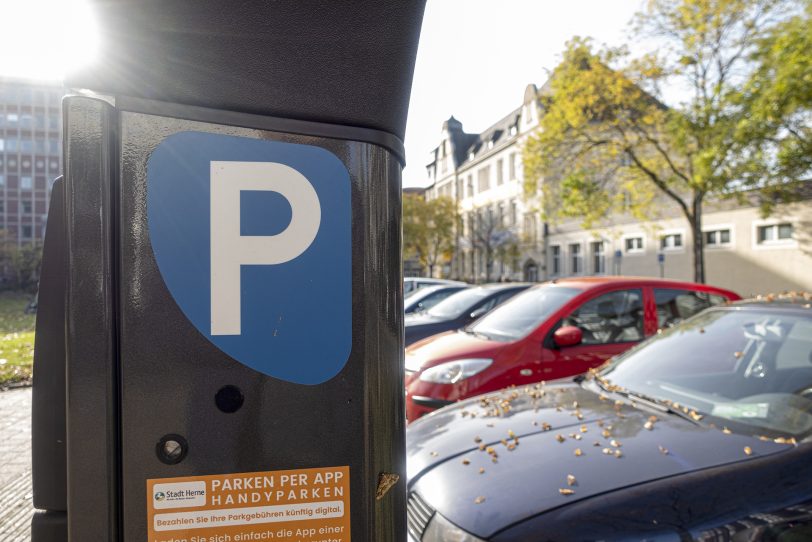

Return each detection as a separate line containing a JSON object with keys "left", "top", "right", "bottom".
{"left": 0, "top": 291, "right": 36, "bottom": 388}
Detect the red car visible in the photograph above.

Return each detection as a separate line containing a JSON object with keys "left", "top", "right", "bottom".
{"left": 405, "top": 277, "right": 740, "bottom": 421}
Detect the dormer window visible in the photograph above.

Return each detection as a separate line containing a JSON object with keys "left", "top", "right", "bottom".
{"left": 468, "top": 151, "right": 476, "bottom": 161}
{"left": 487, "top": 140, "right": 494, "bottom": 150}
{"left": 509, "top": 124, "right": 517, "bottom": 137}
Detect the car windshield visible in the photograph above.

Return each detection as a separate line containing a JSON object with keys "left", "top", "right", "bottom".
{"left": 598, "top": 307, "right": 812, "bottom": 438}
{"left": 469, "top": 285, "right": 581, "bottom": 341}
{"left": 426, "top": 288, "right": 493, "bottom": 319}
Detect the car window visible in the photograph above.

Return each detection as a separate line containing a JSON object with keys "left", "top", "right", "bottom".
{"left": 427, "top": 289, "right": 491, "bottom": 319}
{"left": 417, "top": 289, "right": 459, "bottom": 312}
{"left": 470, "top": 286, "right": 581, "bottom": 341}
{"left": 564, "top": 289, "right": 644, "bottom": 344}
{"left": 654, "top": 288, "right": 726, "bottom": 328}
{"left": 600, "top": 309, "right": 812, "bottom": 438}
{"left": 776, "top": 319, "right": 812, "bottom": 370}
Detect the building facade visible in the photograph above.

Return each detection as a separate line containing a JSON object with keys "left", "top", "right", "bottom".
{"left": 425, "top": 84, "right": 544, "bottom": 283}
{"left": 0, "top": 78, "right": 64, "bottom": 246}
{"left": 423, "top": 83, "right": 812, "bottom": 295}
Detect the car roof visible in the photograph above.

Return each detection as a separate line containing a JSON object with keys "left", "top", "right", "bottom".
{"left": 469, "top": 282, "right": 532, "bottom": 292}
{"left": 545, "top": 276, "right": 736, "bottom": 294}
{"left": 729, "top": 292, "right": 812, "bottom": 313}
{"left": 405, "top": 277, "right": 465, "bottom": 284}
{"left": 410, "top": 283, "right": 468, "bottom": 295}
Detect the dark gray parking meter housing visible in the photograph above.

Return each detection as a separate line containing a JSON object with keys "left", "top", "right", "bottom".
{"left": 31, "top": 2, "right": 425, "bottom": 540}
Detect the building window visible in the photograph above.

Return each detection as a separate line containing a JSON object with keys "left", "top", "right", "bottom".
{"left": 0, "top": 201, "right": 4, "bottom": 213}
{"left": 591, "top": 241, "right": 605, "bottom": 274}
{"left": 7, "top": 113, "right": 18, "bottom": 123}
{"left": 510, "top": 200, "right": 517, "bottom": 225}
{"left": 509, "top": 152, "right": 516, "bottom": 180}
{"left": 22, "top": 201, "right": 32, "bottom": 214}
{"left": 570, "top": 243, "right": 582, "bottom": 274}
{"left": 477, "top": 167, "right": 490, "bottom": 192}
{"left": 22, "top": 225, "right": 32, "bottom": 239}
{"left": 624, "top": 236, "right": 644, "bottom": 254}
{"left": 705, "top": 228, "right": 731, "bottom": 247}
{"left": 467, "top": 175, "right": 474, "bottom": 198}
{"left": 0, "top": 175, "right": 4, "bottom": 187}
{"left": 496, "top": 159, "right": 504, "bottom": 185}
{"left": 660, "top": 233, "right": 683, "bottom": 251}
{"left": 21, "top": 177, "right": 32, "bottom": 190}
{"left": 757, "top": 223, "right": 793, "bottom": 244}
{"left": 551, "top": 245, "right": 561, "bottom": 276}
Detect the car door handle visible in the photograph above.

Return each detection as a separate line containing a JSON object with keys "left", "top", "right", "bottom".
{"left": 519, "top": 369, "right": 533, "bottom": 376}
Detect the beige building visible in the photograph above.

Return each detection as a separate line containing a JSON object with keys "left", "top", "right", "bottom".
{"left": 545, "top": 198, "right": 812, "bottom": 296}
{"left": 425, "top": 84, "right": 544, "bottom": 282}
{"left": 423, "top": 84, "right": 812, "bottom": 295}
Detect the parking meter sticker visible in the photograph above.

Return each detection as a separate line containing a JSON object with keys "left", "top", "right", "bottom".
{"left": 147, "top": 466, "right": 351, "bottom": 542}
{"left": 147, "top": 132, "right": 351, "bottom": 385}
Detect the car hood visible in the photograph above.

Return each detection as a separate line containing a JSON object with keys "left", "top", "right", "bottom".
{"left": 406, "top": 382, "right": 794, "bottom": 539}
{"left": 405, "top": 331, "right": 504, "bottom": 372}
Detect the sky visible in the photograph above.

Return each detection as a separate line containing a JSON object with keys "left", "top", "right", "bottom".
{"left": 0, "top": 0, "right": 98, "bottom": 82}
{"left": 403, "top": 0, "right": 646, "bottom": 188}
{"left": 0, "top": 0, "right": 644, "bottom": 189}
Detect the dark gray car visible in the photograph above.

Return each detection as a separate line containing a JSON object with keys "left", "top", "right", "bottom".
{"left": 406, "top": 297, "right": 812, "bottom": 541}
{"left": 405, "top": 284, "right": 530, "bottom": 346}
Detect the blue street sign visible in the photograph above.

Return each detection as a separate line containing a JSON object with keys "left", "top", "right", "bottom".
{"left": 658, "top": 253, "right": 665, "bottom": 263}
{"left": 614, "top": 250, "right": 622, "bottom": 259}
{"left": 147, "top": 131, "right": 352, "bottom": 385}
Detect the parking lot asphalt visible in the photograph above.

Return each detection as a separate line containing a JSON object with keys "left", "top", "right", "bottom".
{"left": 0, "top": 387, "right": 33, "bottom": 541}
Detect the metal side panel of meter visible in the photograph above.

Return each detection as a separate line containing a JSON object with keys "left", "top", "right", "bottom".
{"left": 63, "top": 95, "right": 121, "bottom": 541}
{"left": 116, "top": 106, "right": 405, "bottom": 541}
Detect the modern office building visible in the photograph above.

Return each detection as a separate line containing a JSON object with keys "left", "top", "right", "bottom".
{"left": 0, "top": 77, "right": 64, "bottom": 246}
{"left": 422, "top": 83, "right": 812, "bottom": 295}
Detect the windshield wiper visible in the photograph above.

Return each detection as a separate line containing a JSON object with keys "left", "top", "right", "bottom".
{"left": 462, "top": 328, "right": 491, "bottom": 341}
{"left": 593, "top": 379, "right": 702, "bottom": 426}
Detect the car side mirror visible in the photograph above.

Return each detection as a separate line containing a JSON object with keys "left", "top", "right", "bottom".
{"left": 553, "top": 326, "right": 583, "bottom": 348}
{"left": 469, "top": 307, "right": 488, "bottom": 320}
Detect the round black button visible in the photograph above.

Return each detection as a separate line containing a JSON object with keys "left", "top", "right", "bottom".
{"left": 215, "top": 385, "right": 244, "bottom": 413}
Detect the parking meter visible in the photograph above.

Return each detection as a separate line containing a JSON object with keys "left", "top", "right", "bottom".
{"left": 30, "top": 2, "right": 426, "bottom": 541}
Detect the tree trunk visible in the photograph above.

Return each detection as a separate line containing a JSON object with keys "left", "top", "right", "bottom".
{"left": 690, "top": 194, "right": 705, "bottom": 284}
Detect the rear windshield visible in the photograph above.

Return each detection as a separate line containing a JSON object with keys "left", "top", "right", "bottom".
{"left": 469, "top": 286, "right": 581, "bottom": 341}
{"left": 427, "top": 289, "right": 492, "bottom": 319}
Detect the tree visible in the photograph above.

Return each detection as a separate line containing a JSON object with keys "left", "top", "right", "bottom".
{"left": 0, "top": 230, "right": 43, "bottom": 292}
{"left": 467, "top": 207, "right": 519, "bottom": 282}
{"left": 735, "top": 1, "right": 812, "bottom": 210}
{"left": 524, "top": 0, "right": 802, "bottom": 283}
{"left": 403, "top": 194, "right": 458, "bottom": 277}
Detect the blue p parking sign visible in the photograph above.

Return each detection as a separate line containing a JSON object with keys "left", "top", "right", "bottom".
{"left": 147, "top": 132, "right": 352, "bottom": 385}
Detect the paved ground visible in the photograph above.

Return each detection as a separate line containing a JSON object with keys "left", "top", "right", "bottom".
{"left": 0, "top": 387, "right": 33, "bottom": 541}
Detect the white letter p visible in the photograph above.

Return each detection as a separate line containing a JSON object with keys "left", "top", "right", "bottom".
{"left": 210, "top": 161, "right": 321, "bottom": 335}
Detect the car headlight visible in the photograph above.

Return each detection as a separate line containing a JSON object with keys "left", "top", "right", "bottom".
{"left": 422, "top": 512, "right": 486, "bottom": 542}
{"left": 419, "top": 359, "right": 492, "bottom": 384}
